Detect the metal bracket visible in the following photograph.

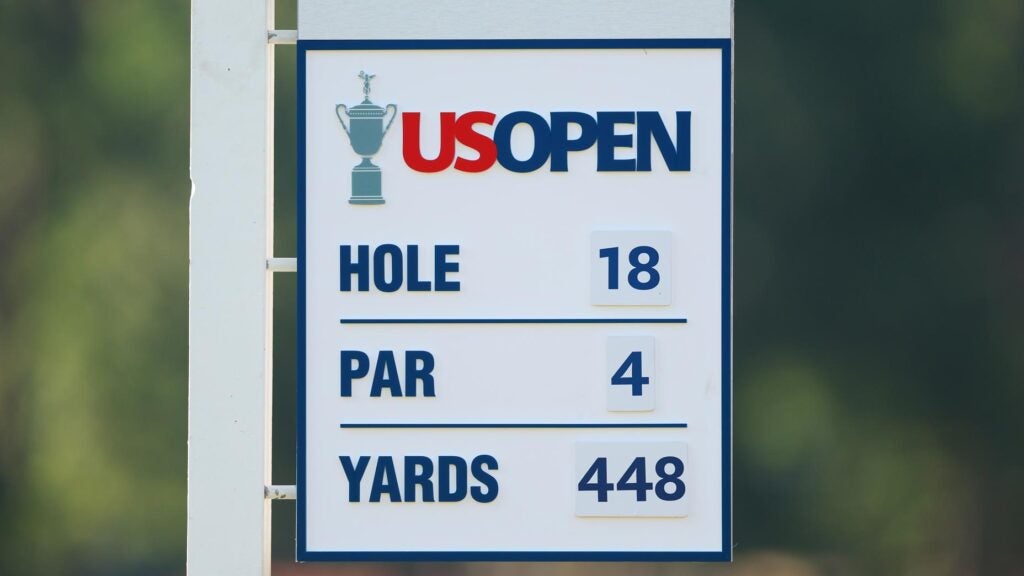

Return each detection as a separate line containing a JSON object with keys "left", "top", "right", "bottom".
{"left": 266, "top": 257, "right": 297, "bottom": 272}
{"left": 268, "top": 30, "right": 297, "bottom": 45}
{"left": 265, "top": 485, "right": 296, "bottom": 500}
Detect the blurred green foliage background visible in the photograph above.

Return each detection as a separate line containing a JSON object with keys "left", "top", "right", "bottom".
{"left": 1, "top": 1, "right": 1021, "bottom": 575}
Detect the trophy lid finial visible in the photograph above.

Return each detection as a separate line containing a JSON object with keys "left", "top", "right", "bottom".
{"left": 358, "top": 70, "right": 375, "bottom": 101}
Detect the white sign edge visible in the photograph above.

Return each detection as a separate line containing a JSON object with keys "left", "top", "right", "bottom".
{"left": 298, "top": 0, "right": 733, "bottom": 41}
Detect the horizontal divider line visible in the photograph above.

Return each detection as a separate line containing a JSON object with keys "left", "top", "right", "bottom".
{"left": 339, "top": 423, "right": 687, "bottom": 429}
{"left": 338, "top": 318, "right": 687, "bottom": 325}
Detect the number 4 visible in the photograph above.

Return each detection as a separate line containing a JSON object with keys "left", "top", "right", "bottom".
{"left": 616, "top": 457, "right": 653, "bottom": 501}
{"left": 577, "top": 457, "right": 613, "bottom": 502}
{"left": 606, "top": 336, "right": 655, "bottom": 412}
{"left": 611, "top": 351, "right": 649, "bottom": 396}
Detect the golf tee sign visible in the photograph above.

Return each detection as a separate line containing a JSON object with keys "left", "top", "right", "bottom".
{"left": 298, "top": 0, "right": 732, "bottom": 561}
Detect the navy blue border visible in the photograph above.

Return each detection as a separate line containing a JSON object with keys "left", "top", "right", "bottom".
{"left": 296, "top": 38, "right": 309, "bottom": 562}
{"left": 339, "top": 423, "right": 688, "bottom": 429}
{"left": 297, "top": 38, "right": 732, "bottom": 563}
{"left": 340, "top": 317, "right": 687, "bottom": 324}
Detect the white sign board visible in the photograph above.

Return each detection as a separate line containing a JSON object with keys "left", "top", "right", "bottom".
{"left": 298, "top": 19, "right": 731, "bottom": 562}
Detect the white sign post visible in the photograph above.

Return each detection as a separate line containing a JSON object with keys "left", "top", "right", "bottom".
{"left": 189, "top": 0, "right": 275, "bottom": 574}
{"left": 298, "top": 0, "right": 732, "bottom": 562}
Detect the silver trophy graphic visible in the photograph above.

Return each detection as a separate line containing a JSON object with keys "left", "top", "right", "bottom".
{"left": 335, "top": 71, "right": 398, "bottom": 204}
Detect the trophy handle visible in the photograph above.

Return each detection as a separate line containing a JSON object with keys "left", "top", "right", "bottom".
{"left": 335, "top": 104, "right": 351, "bottom": 136}
{"left": 382, "top": 104, "right": 398, "bottom": 138}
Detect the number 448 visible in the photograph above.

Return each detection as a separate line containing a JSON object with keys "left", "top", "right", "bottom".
{"left": 578, "top": 456, "right": 685, "bottom": 503}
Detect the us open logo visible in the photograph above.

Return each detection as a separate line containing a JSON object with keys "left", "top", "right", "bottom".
{"left": 337, "top": 70, "right": 693, "bottom": 206}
